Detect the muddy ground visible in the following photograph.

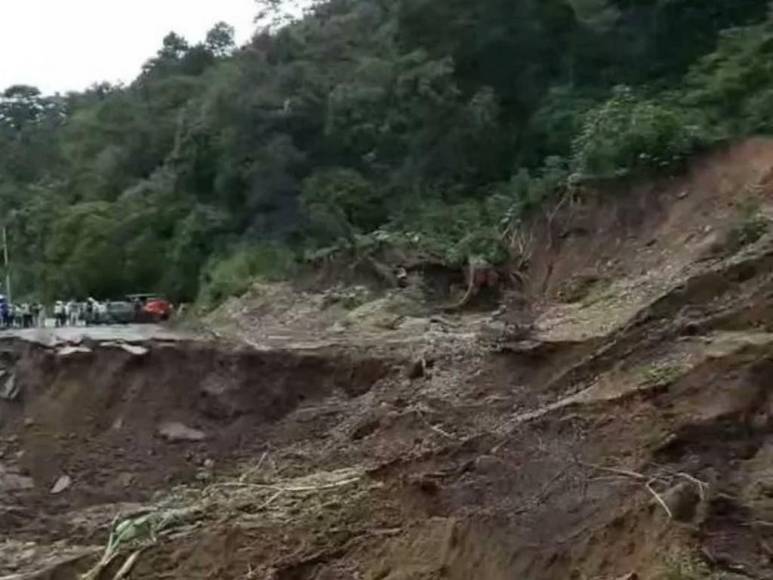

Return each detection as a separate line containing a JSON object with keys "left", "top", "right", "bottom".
{"left": 6, "top": 139, "right": 773, "bottom": 579}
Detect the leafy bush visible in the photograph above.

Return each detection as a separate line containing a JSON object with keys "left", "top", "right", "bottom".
{"left": 198, "top": 244, "right": 297, "bottom": 308}
{"left": 571, "top": 86, "right": 708, "bottom": 178}
{"left": 525, "top": 86, "right": 601, "bottom": 162}
{"left": 388, "top": 197, "right": 509, "bottom": 267}
{"left": 301, "top": 168, "right": 387, "bottom": 245}
{"left": 498, "top": 156, "right": 569, "bottom": 220}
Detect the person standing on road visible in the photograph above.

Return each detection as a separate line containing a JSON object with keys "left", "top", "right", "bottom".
{"left": 0, "top": 299, "right": 8, "bottom": 329}
{"left": 31, "top": 303, "right": 42, "bottom": 327}
{"left": 96, "top": 300, "right": 107, "bottom": 324}
{"left": 20, "top": 303, "right": 31, "bottom": 328}
{"left": 54, "top": 301, "right": 65, "bottom": 327}
{"left": 132, "top": 297, "right": 142, "bottom": 323}
{"left": 84, "top": 299, "right": 94, "bottom": 326}
{"left": 66, "top": 300, "right": 77, "bottom": 327}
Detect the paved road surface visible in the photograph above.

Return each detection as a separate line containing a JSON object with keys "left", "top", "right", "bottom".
{"left": 0, "top": 323, "right": 190, "bottom": 346}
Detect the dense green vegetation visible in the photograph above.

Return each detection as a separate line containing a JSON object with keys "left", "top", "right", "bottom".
{"left": 1, "top": 0, "right": 772, "bottom": 303}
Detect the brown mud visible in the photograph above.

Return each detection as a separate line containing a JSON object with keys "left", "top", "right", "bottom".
{"left": 7, "top": 139, "right": 773, "bottom": 579}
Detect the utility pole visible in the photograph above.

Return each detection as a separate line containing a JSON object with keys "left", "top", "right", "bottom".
{"left": 3, "top": 225, "right": 11, "bottom": 304}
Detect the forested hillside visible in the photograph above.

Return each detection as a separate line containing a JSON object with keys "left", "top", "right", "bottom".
{"left": 1, "top": 0, "right": 771, "bottom": 304}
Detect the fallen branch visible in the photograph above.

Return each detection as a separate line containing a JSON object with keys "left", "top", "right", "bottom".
{"left": 674, "top": 472, "right": 708, "bottom": 500}
{"left": 256, "top": 489, "right": 284, "bottom": 510}
{"left": 415, "top": 408, "right": 458, "bottom": 441}
{"left": 579, "top": 461, "right": 678, "bottom": 519}
{"left": 113, "top": 549, "right": 144, "bottom": 580}
{"left": 240, "top": 451, "right": 269, "bottom": 483}
{"left": 208, "top": 477, "right": 361, "bottom": 494}
{"left": 646, "top": 479, "right": 673, "bottom": 519}
{"left": 579, "top": 462, "right": 649, "bottom": 482}
{"left": 80, "top": 552, "right": 119, "bottom": 580}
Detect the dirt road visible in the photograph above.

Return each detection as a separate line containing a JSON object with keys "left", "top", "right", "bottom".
{"left": 0, "top": 323, "right": 190, "bottom": 346}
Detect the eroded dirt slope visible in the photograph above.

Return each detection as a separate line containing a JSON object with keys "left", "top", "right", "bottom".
{"left": 6, "top": 139, "right": 773, "bottom": 579}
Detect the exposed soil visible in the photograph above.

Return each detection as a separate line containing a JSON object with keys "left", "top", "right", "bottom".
{"left": 7, "top": 139, "right": 773, "bottom": 579}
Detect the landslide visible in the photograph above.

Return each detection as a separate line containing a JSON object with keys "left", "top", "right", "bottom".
{"left": 6, "top": 138, "right": 773, "bottom": 579}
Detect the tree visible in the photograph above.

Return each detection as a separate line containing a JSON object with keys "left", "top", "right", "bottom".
{"left": 0, "top": 0, "right": 770, "bottom": 304}
{"left": 206, "top": 22, "right": 236, "bottom": 57}
{"left": 140, "top": 32, "right": 192, "bottom": 79}
{"left": 159, "top": 32, "right": 190, "bottom": 60}
{"left": 0, "top": 85, "right": 57, "bottom": 131}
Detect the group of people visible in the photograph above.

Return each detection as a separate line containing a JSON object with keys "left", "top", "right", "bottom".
{"left": 52, "top": 298, "right": 108, "bottom": 327}
{"left": 0, "top": 297, "right": 113, "bottom": 329}
{"left": 0, "top": 300, "right": 45, "bottom": 329}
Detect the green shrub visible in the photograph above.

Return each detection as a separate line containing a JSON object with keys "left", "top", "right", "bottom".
{"left": 301, "top": 168, "right": 387, "bottom": 245}
{"left": 500, "top": 156, "right": 569, "bottom": 219}
{"left": 571, "top": 86, "right": 707, "bottom": 178}
{"left": 198, "top": 243, "right": 296, "bottom": 308}
{"left": 388, "top": 197, "right": 509, "bottom": 267}
{"left": 638, "top": 363, "right": 684, "bottom": 387}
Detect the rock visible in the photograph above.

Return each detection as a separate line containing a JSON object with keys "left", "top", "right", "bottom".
{"left": 381, "top": 410, "right": 401, "bottom": 428}
{"left": 0, "top": 466, "right": 34, "bottom": 491}
{"left": 408, "top": 473, "right": 440, "bottom": 495}
{"left": 473, "top": 455, "right": 502, "bottom": 474}
{"left": 407, "top": 359, "right": 426, "bottom": 380}
{"left": 203, "top": 458, "right": 215, "bottom": 470}
{"left": 50, "top": 474, "right": 72, "bottom": 494}
{"left": 408, "top": 357, "right": 435, "bottom": 380}
{"left": 492, "top": 305, "right": 507, "bottom": 318}
{"left": 114, "top": 473, "right": 135, "bottom": 488}
{"left": 0, "top": 373, "right": 19, "bottom": 401}
{"left": 349, "top": 415, "right": 382, "bottom": 441}
{"left": 101, "top": 341, "right": 149, "bottom": 356}
{"left": 195, "top": 470, "right": 213, "bottom": 482}
{"left": 158, "top": 421, "right": 207, "bottom": 442}
{"left": 330, "top": 322, "right": 347, "bottom": 334}
{"left": 484, "top": 320, "right": 507, "bottom": 336}
{"left": 24, "top": 418, "right": 34, "bottom": 427}
{"left": 118, "top": 343, "right": 149, "bottom": 356}
{"left": 56, "top": 345, "right": 92, "bottom": 357}
{"left": 677, "top": 190, "right": 689, "bottom": 200}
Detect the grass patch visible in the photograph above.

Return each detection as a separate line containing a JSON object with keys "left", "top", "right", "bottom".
{"left": 656, "top": 550, "right": 716, "bottom": 580}
{"left": 637, "top": 362, "right": 684, "bottom": 387}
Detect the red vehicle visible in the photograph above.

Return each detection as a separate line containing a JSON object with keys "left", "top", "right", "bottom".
{"left": 127, "top": 294, "right": 174, "bottom": 322}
